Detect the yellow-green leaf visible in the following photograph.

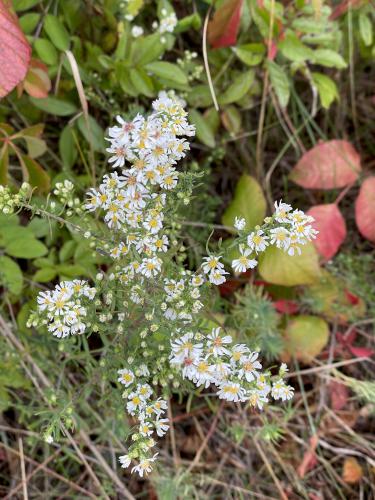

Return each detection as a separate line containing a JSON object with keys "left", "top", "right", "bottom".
{"left": 283, "top": 315, "right": 329, "bottom": 362}
{"left": 222, "top": 174, "right": 266, "bottom": 231}
{"left": 258, "top": 242, "right": 321, "bottom": 286}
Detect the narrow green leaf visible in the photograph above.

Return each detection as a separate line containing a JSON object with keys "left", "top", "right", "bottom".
{"left": 0, "top": 256, "right": 23, "bottom": 295}
{"left": 77, "top": 115, "right": 105, "bottom": 152}
{"left": 44, "top": 14, "right": 70, "bottom": 51}
{"left": 189, "top": 109, "right": 216, "bottom": 148}
{"left": 34, "top": 38, "right": 58, "bottom": 66}
{"left": 129, "top": 68, "right": 155, "bottom": 97}
{"left": 219, "top": 70, "right": 255, "bottom": 105}
{"left": 233, "top": 44, "right": 265, "bottom": 66}
{"left": 267, "top": 61, "right": 290, "bottom": 108}
{"left": 311, "top": 49, "right": 347, "bottom": 69}
{"left": 19, "top": 154, "right": 50, "bottom": 192}
{"left": 145, "top": 61, "right": 188, "bottom": 85}
{"left": 359, "top": 12, "right": 373, "bottom": 47}
{"left": 312, "top": 72, "right": 338, "bottom": 109}
{"left": 29, "top": 97, "right": 77, "bottom": 116}
{"left": 59, "top": 126, "right": 77, "bottom": 168}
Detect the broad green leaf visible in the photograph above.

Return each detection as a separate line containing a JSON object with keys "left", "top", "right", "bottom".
{"left": 129, "top": 68, "right": 155, "bottom": 97}
{"left": 57, "top": 263, "right": 88, "bottom": 278}
{"left": 34, "top": 38, "right": 58, "bottom": 66}
{"left": 278, "top": 33, "right": 314, "bottom": 62}
{"left": 189, "top": 109, "right": 215, "bottom": 148}
{"left": 311, "top": 49, "right": 347, "bottom": 69}
{"left": 145, "top": 61, "right": 188, "bottom": 85}
{"left": 0, "top": 256, "right": 23, "bottom": 295}
{"left": 19, "top": 13, "right": 40, "bottom": 34}
{"left": 28, "top": 217, "right": 51, "bottom": 238}
{"left": 77, "top": 115, "right": 105, "bottom": 152}
{"left": 219, "top": 70, "right": 255, "bottom": 105}
{"left": 23, "top": 136, "right": 47, "bottom": 158}
{"left": 59, "top": 125, "right": 77, "bottom": 168}
{"left": 359, "top": 12, "right": 373, "bottom": 47}
{"left": 131, "top": 33, "right": 166, "bottom": 66}
{"left": 20, "top": 154, "right": 50, "bottom": 192}
{"left": 186, "top": 85, "right": 213, "bottom": 108}
{"left": 29, "top": 97, "right": 77, "bottom": 116}
{"left": 258, "top": 242, "right": 321, "bottom": 286}
{"left": 221, "top": 105, "right": 242, "bottom": 135}
{"left": 283, "top": 315, "right": 329, "bottom": 362}
{"left": 312, "top": 72, "right": 338, "bottom": 109}
{"left": 292, "top": 17, "right": 326, "bottom": 34}
{"left": 267, "top": 61, "right": 290, "bottom": 108}
{"left": 222, "top": 174, "right": 266, "bottom": 231}
{"left": 5, "top": 237, "right": 48, "bottom": 259}
{"left": 59, "top": 240, "right": 77, "bottom": 262}
{"left": 44, "top": 14, "right": 70, "bottom": 51}
{"left": 0, "top": 225, "right": 34, "bottom": 245}
{"left": 176, "top": 13, "right": 202, "bottom": 33}
{"left": 33, "top": 267, "right": 57, "bottom": 282}
{"left": 233, "top": 43, "right": 265, "bottom": 66}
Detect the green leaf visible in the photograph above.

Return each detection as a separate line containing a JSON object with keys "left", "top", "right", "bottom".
{"left": 312, "top": 72, "right": 338, "bottom": 109}
{"left": 29, "top": 97, "right": 77, "bottom": 116}
{"left": 222, "top": 175, "right": 266, "bottom": 231}
{"left": 176, "top": 13, "right": 202, "bottom": 33}
{"left": 283, "top": 315, "right": 329, "bottom": 362}
{"left": 218, "top": 70, "right": 255, "bottom": 105}
{"left": 43, "top": 14, "right": 70, "bottom": 51}
{"left": 13, "top": 0, "right": 40, "bottom": 11}
{"left": 291, "top": 17, "right": 326, "bottom": 34}
{"left": 267, "top": 61, "right": 290, "bottom": 108}
{"left": 5, "top": 238, "right": 48, "bottom": 259}
{"left": 56, "top": 264, "right": 88, "bottom": 278}
{"left": 359, "top": 12, "right": 373, "bottom": 47}
{"left": 33, "top": 267, "right": 57, "bottom": 282}
{"left": 233, "top": 44, "right": 265, "bottom": 66}
{"left": 221, "top": 105, "right": 242, "bottom": 135}
{"left": 145, "top": 61, "right": 188, "bottom": 85}
{"left": 278, "top": 33, "right": 314, "bottom": 62}
{"left": 189, "top": 109, "right": 216, "bottom": 148}
{"left": 59, "top": 240, "right": 77, "bottom": 262}
{"left": 28, "top": 218, "right": 51, "bottom": 238}
{"left": 0, "top": 256, "right": 23, "bottom": 295}
{"left": 34, "top": 38, "right": 58, "bottom": 66}
{"left": 19, "top": 154, "right": 50, "bottom": 193}
{"left": 311, "top": 49, "right": 347, "bottom": 69}
{"left": 19, "top": 13, "right": 40, "bottom": 34}
{"left": 131, "top": 33, "right": 166, "bottom": 66}
{"left": 59, "top": 126, "right": 77, "bottom": 168}
{"left": 258, "top": 242, "right": 321, "bottom": 286}
{"left": 129, "top": 68, "right": 155, "bottom": 97}
{"left": 77, "top": 115, "right": 105, "bottom": 152}
{"left": 186, "top": 85, "right": 214, "bottom": 108}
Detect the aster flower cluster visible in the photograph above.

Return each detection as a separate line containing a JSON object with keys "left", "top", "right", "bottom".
{"left": 170, "top": 328, "right": 293, "bottom": 409}
{"left": 23, "top": 94, "right": 318, "bottom": 478}
{"left": 117, "top": 367, "right": 169, "bottom": 476}
{"left": 32, "top": 280, "right": 96, "bottom": 338}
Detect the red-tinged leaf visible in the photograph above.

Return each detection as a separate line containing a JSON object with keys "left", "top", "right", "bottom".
{"left": 19, "top": 154, "right": 50, "bottom": 193}
{"left": 274, "top": 299, "right": 299, "bottom": 314}
{"left": 297, "top": 435, "right": 318, "bottom": 478}
{"left": 307, "top": 204, "right": 347, "bottom": 260}
{"left": 289, "top": 140, "right": 361, "bottom": 189}
{"left": 329, "top": 381, "right": 349, "bottom": 410}
{"left": 267, "top": 39, "right": 278, "bottom": 60}
{"left": 208, "top": 0, "right": 243, "bottom": 49}
{"left": 0, "top": 0, "right": 31, "bottom": 97}
{"left": 345, "top": 290, "right": 360, "bottom": 305}
{"left": 23, "top": 59, "right": 51, "bottom": 98}
{"left": 355, "top": 177, "right": 375, "bottom": 244}
{"left": 348, "top": 346, "right": 374, "bottom": 358}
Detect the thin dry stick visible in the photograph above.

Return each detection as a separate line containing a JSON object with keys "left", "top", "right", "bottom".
{"left": 18, "top": 438, "right": 28, "bottom": 500}
{"left": 285, "top": 356, "right": 372, "bottom": 379}
{"left": 4, "top": 449, "right": 60, "bottom": 500}
{"left": 0, "top": 443, "right": 96, "bottom": 499}
{"left": 202, "top": 5, "right": 219, "bottom": 111}
{"left": 65, "top": 50, "right": 96, "bottom": 185}
{"left": 185, "top": 401, "right": 224, "bottom": 475}
{"left": 252, "top": 437, "right": 288, "bottom": 500}
{"left": 167, "top": 400, "right": 180, "bottom": 469}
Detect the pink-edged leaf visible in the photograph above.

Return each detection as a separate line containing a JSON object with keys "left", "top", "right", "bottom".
{"left": 273, "top": 299, "right": 299, "bottom": 314}
{"left": 289, "top": 140, "right": 361, "bottom": 189}
{"left": 348, "top": 346, "right": 374, "bottom": 358}
{"left": 22, "top": 59, "right": 51, "bottom": 99}
{"left": 208, "top": 0, "right": 243, "bottom": 49}
{"left": 0, "top": 0, "right": 31, "bottom": 97}
{"left": 355, "top": 177, "right": 375, "bottom": 243}
{"left": 329, "top": 381, "right": 349, "bottom": 411}
{"left": 307, "top": 203, "right": 347, "bottom": 260}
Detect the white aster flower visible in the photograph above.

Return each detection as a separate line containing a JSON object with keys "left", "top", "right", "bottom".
{"left": 234, "top": 216, "right": 246, "bottom": 230}
{"left": 232, "top": 245, "right": 258, "bottom": 273}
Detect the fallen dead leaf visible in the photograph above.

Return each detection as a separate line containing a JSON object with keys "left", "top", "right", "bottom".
{"left": 342, "top": 457, "right": 363, "bottom": 484}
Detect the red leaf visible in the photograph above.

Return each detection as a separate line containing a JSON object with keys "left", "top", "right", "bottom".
{"left": 274, "top": 299, "right": 299, "bottom": 314}
{"left": 307, "top": 204, "right": 347, "bottom": 260}
{"left": 289, "top": 140, "right": 361, "bottom": 189}
{"left": 208, "top": 0, "right": 243, "bottom": 49}
{"left": 329, "top": 381, "right": 349, "bottom": 410}
{"left": 355, "top": 177, "right": 375, "bottom": 244}
{"left": 0, "top": 0, "right": 31, "bottom": 97}
{"left": 348, "top": 346, "right": 374, "bottom": 358}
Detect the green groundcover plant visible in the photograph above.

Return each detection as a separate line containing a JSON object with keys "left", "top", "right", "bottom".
{"left": 0, "top": 92, "right": 318, "bottom": 477}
